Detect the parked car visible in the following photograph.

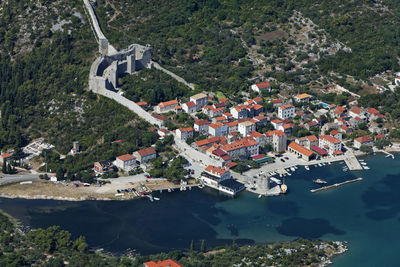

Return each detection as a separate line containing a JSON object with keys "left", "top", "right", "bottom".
{"left": 280, "top": 158, "right": 285, "bottom": 162}
{"left": 146, "top": 175, "right": 152, "bottom": 178}
{"left": 284, "top": 157, "right": 289, "bottom": 160}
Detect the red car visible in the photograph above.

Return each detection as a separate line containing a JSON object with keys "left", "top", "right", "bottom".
{"left": 284, "top": 157, "right": 289, "bottom": 160}
{"left": 146, "top": 175, "right": 152, "bottom": 178}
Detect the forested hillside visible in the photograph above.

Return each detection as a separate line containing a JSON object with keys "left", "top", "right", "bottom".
{"left": 96, "top": 0, "right": 400, "bottom": 94}
{"left": 0, "top": 0, "right": 157, "bottom": 173}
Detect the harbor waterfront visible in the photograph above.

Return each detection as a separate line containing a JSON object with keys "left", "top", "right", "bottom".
{"left": 0, "top": 153, "right": 400, "bottom": 266}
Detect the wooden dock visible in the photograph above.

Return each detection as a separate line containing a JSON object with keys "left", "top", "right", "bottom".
{"left": 310, "top": 177, "right": 363, "bottom": 193}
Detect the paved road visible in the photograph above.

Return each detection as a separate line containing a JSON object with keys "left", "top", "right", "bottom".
{"left": 0, "top": 174, "right": 41, "bottom": 185}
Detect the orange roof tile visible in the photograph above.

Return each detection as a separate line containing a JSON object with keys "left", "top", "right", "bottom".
{"left": 355, "top": 135, "right": 373, "bottom": 143}
{"left": 158, "top": 99, "right": 178, "bottom": 108}
{"left": 116, "top": 154, "right": 135, "bottom": 161}
{"left": 205, "top": 165, "right": 229, "bottom": 176}
{"left": 288, "top": 142, "right": 314, "bottom": 157}
{"left": 144, "top": 259, "right": 183, "bottom": 267}
{"left": 320, "top": 135, "right": 341, "bottom": 144}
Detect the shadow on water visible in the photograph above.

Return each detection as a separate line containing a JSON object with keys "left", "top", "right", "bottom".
{"left": 362, "top": 174, "right": 400, "bottom": 221}
{"left": 268, "top": 199, "right": 300, "bottom": 217}
{"left": 276, "top": 217, "right": 346, "bottom": 239}
{"left": 1, "top": 189, "right": 255, "bottom": 255}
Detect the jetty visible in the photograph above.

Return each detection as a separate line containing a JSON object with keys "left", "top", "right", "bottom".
{"left": 378, "top": 149, "right": 394, "bottom": 159}
{"left": 310, "top": 177, "right": 363, "bottom": 193}
{"left": 344, "top": 151, "right": 363, "bottom": 170}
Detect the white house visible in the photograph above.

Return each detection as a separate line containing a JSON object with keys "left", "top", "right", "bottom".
{"left": 208, "top": 122, "right": 228, "bottom": 137}
{"left": 115, "top": 154, "right": 137, "bottom": 171}
{"left": 200, "top": 165, "right": 245, "bottom": 196}
{"left": 278, "top": 104, "right": 295, "bottom": 119}
{"left": 182, "top": 101, "right": 197, "bottom": 113}
{"left": 176, "top": 127, "right": 194, "bottom": 141}
{"left": 319, "top": 135, "right": 342, "bottom": 154}
{"left": 194, "top": 119, "right": 210, "bottom": 134}
{"left": 190, "top": 93, "right": 208, "bottom": 110}
{"left": 251, "top": 81, "right": 271, "bottom": 93}
{"left": 238, "top": 121, "right": 256, "bottom": 137}
{"left": 354, "top": 136, "right": 374, "bottom": 149}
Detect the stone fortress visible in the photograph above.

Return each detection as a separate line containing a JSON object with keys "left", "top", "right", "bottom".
{"left": 84, "top": 0, "right": 152, "bottom": 92}
{"left": 89, "top": 44, "right": 152, "bottom": 92}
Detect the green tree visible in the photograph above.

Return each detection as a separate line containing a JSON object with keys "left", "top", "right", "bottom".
{"left": 2, "top": 160, "right": 7, "bottom": 174}
{"left": 190, "top": 240, "right": 194, "bottom": 252}
{"left": 200, "top": 240, "right": 206, "bottom": 253}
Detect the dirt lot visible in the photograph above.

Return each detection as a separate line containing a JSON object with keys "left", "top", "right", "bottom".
{"left": 0, "top": 179, "right": 180, "bottom": 201}
{"left": 256, "top": 30, "right": 288, "bottom": 41}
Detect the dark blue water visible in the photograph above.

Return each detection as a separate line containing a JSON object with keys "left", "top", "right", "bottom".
{"left": 1, "top": 153, "right": 400, "bottom": 266}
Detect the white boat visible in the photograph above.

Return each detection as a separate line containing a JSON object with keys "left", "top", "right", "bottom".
{"left": 363, "top": 166, "right": 370, "bottom": 170}
{"left": 386, "top": 154, "right": 391, "bottom": 158}
{"left": 314, "top": 164, "right": 318, "bottom": 167}
{"left": 328, "top": 162, "right": 331, "bottom": 165}
{"left": 154, "top": 197, "right": 160, "bottom": 201}
{"left": 258, "top": 194, "right": 263, "bottom": 198}
{"left": 290, "top": 167, "right": 296, "bottom": 172}
{"left": 318, "top": 163, "right": 322, "bottom": 167}
{"left": 359, "top": 159, "right": 365, "bottom": 162}
{"left": 168, "top": 188, "right": 171, "bottom": 192}
{"left": 287, "top": 172, "right": 292, "bottom": 176}
{"left": 305, "top": 166, "right": 310, "bottom": 170}
{"left": 270, "top": 177, "right": 282, "bottom": 185}
{"left": 313, "top": 179, "right": 327, "bottom": 184}
{"left": 361, "top": 162, "right": 367, "bottom": 165}
{"left": 279, "top": 174, "right": 283, "bottom": 177}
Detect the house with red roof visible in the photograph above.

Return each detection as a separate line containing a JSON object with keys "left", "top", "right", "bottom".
{"left": 194, "top": 136, "right": 221, "bottom": 148}
{"left": 349, "top": 106, "right": 366, "bottom": 120}
{"left": 251, "top": 81, "right": 271, "bottom": 93}
{"left": 288, "top": 142, "right": 314, "bottom": 161}
{"left": 115, "top": 154, "right": 137, "bottom": 171}
{"left": 227, "top": 121, "right": 239, "bottom": 134}
{"left": 330, "top": 129, "right": 342, "bottom": 140}
{"left": 134, "top": 147, "right": 157, "bottom": 164}
{"left": 278, "top": 104, "right": 295, "bottom": 119}
{"left": 144, "top": 259, "right": 183, "bottom": 267}
{"left": 1, "top": 153, "right": 11, "bottom": 162}
{"left": 271, "top": 99, "right": 283, "bottom": 108}
{"left": 374, "top": 134, "right": 386, "bottom": 141}
{"left": 209, "top": 122, "right": 228, "bottom": 137}
{"left": 182, "top": 101, "right": 197, "bottom": 113}
{"left": 332, "top": 106, "right": 347, "bottom": 118}
{"left": 194, "top": 119, "right": 210, "bottom": 134}
{"left": 176, "top": 127, "right": 194, "bottom": 141}
{"left": 354, "top": 136, "right": 374, "bottom": 149}
{"left": 156, "top": 99, "right": 179, "bottom": 113}
{"left": 201, "top": 165, "right": 245, "bottom": 195}
{"left": 265, "top": 130, "right": 287, "bottom": 153}
{"left": 271, "top": 119, "right": 283, "bottom": 129}
{"left": 319, "top": 135, "right": 342, "bottom": 154}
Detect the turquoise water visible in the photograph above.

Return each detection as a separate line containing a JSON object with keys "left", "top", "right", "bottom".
{"left": 1, "top": 153, "right": 400, "bottom": 266}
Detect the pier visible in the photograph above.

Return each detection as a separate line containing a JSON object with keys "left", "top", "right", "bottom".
{"left": 344, "top": 150, "right": 363, "bottom": 170}
{"left": 377, "top": 149, "right": 394, "bottom": 159}
{"left": 310, "top": 177, "right": 363, "bottom": 193}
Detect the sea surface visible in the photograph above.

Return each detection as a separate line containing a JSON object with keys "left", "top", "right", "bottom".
{"left": 1, "top": 153, "right": 400, "bottom": 266}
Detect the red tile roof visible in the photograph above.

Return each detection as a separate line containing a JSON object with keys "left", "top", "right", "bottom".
{"left": 288, "top": 142, "right": 314, "bottom": 157}
{"left": 209, "top": 122, "right": 224, "bottom": 129}
{"left": 225, "top": 162, "right": 238, "bottom": 169}
{"left": 184, "top": 101, "right": 196, "bottom": 107}
{"left": 116, "top": 154, "right": 135, "bottom": 161}
{"left": 195, "top": 137, "right": 221, "bottom": 147}
{"left": 205, "top": 165, "right": 229, "bottom": 176}
{"left": 310, "top": 146, "right": 328, "bottom": 155}
{"left": 374, "top": 134, "right": 385, "bottom": 140}
{"left": 330, "top": 130, "right": 339, "bottom": 136}
{"left": 158, "top": 100, "right": 178, "bottom": 108}
{"left": 350, "top": 106, "right": 363, "bottom": 115}
{"left": 255, "top": 81, "right": 271, "bottom": 89}
{"left": 1, "top": 153, "right": 11, "bottom": 159}
{"left": 306, "top": 135, "right": 318, "bottom": 142}
{"left": 279, "top": 104, "right": 295, "bottom": 110}
{"left": 136, "top": 147, "right": 156, "bottom": 157}
{"left": 178, "top": 127, "right": 193, "bottom": 132}
{"left": 271, "top": 99, "right": 282, "bottom": 104}
{"left": 355, "top": 135, "right": 373, "bottom": 144}
{"left": 144, "top": 259, "right": 183, "bottom": 267}
{"left": 194, "top": 119, "right": 210, "bottom": 126}
{"left": 320, "top": 135, "right": 341, "bottom": 144}
{"left": 367, "top": 107, "right": 380, "bottom": 115}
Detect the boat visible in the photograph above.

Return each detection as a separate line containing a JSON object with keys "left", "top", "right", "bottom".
{"left": 363, "top": 166, "right": 370, "bottom": 170}
{"left": 258, "top": 194, "right": 262, "bottom": 198}
{"left": 361, "top": 162, "right": 367, "bottom": 165}
{"left": 313, "top": 179, "right": 327, "bottom": 185}
{"left": 290, "top": 167, "right": 296, "bottom": 172}
{"left": 280, "top": 184, "right": 288, "bottom": 194}
{"left": 287, "top": 172, "right": 292, "bottom": 176}
{"left": 328, "top": 162, "right": 331, "bottom": 165}
{"left": 359, "top": 159, "right": 365, "bottom": 162}
{"left": 314, "top": 164, "right": 318, "bottom": 167}
{"left": 270, "top": 177, "right": 282, "bottom": 184}
{"left": 154, "top": 197, "right": 160, "bottom": 201}
{"left": 168, "top": 188, "right": 171, "bottom": 192}
{"left": 305, "top": 165, "right": 310, "bottom": 170}
{"left": 318, "top": 163, "right": 323, "bottom": 167}
{"left": 386, "top": 154, "right": 391, "bottom": 158}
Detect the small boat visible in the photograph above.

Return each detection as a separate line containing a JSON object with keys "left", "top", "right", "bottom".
{"left": 314, "top": 164, "right": 318, "bottom": 167}
{"left": 258, "top": 194, "right": 262, "bottom": 198}
{"left": 290, "top": 167, "right": 296, "bottom": 172}
{"left": 386, "top": 154, "right": 391, "bottom": 158}
{"left": 154, "top": 197, "right": 160, "bottom": 201}
{"left": 361, "top": 162, "right": 367, "bottom": 165}
{"left": 270, "top": 177, "right": 282, "bottom": 184}
{"left": 280, "top": 184, "right": 288, "bottom": 194}
{"left": 313, "top": 179, "right": 327, "bottom": 184}
{"left": 359, "top": 159, "right": 365, "bottom": 162}
{"left": 168, "top": 188, "right": 171, "bottom": 192}
{"left": 305, "top": 165, "right": 310, "bottom": 170}
{"left": 287, "top": 172, "right": 292, "bottom": 176}
{"left": 363, "top": 166, "right": 370, "bottom": 170}
{"left": 318, "top": 163, "right": 323, "bottom": 167}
